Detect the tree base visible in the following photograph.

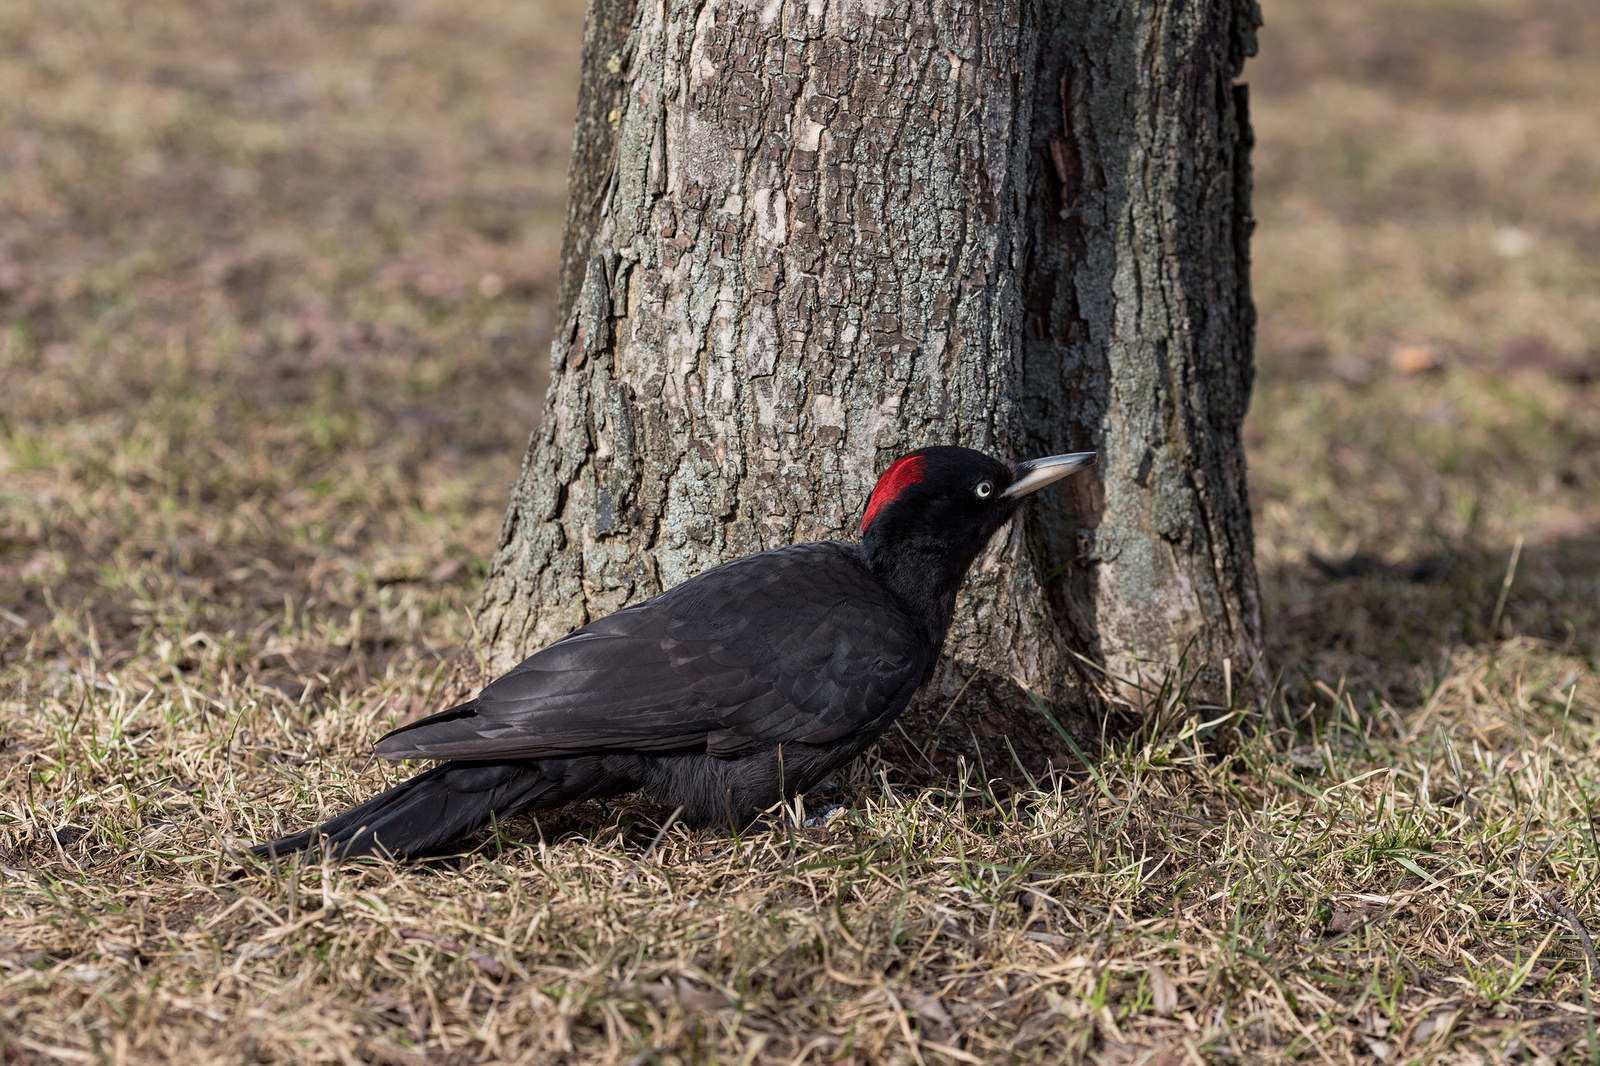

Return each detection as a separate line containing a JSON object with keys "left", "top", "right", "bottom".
{"left": 872, "top": 663, "right": 1128, "bottom": 792}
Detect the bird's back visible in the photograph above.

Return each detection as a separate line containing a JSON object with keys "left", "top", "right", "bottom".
{"left": 374, "top": 540, "right": 934, "bottom": 765}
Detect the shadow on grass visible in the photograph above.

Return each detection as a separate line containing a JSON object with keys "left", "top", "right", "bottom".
{"left": 1264, "top": 525, "right": 1600, "bottom": 710}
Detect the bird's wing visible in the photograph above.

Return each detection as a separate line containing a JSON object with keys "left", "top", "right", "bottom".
{"left": 374, "top": 542, "right": 930, "bottom": 761}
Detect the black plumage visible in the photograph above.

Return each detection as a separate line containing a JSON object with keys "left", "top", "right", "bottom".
{"left": 250, "top": 445, "right": 1094, "bottom": 860}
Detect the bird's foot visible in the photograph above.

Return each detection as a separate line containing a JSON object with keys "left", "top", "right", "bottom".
{"left": 798, "top": 803, "right": 848, "bottom": 829}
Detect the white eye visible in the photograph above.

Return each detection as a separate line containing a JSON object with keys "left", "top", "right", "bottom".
{"left": 975, "top": 481, "right": 993, "bottom": 499}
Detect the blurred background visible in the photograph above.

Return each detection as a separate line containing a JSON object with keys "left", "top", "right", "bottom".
{"left": 1, "top": 0, "right": 1596, "bottom": 717}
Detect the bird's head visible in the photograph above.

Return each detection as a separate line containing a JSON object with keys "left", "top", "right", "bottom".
{"left": 858, "top": 445, "right": 1096, "bottom": 620}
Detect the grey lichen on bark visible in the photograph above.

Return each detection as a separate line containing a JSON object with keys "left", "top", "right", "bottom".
{"left": 1026, "top": 0, "right": 1265, "bottom": 705}
{"left": 479, "top": 0, "right": 1265, "bottom": 760}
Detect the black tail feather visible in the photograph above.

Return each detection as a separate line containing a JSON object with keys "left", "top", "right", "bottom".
{"left": 250, "top": 760, "right": 566, "bottom": 861}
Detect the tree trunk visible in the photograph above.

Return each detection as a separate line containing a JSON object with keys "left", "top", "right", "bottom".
{"left": 478, "top": 0, "right": 1264, "bottom": 774}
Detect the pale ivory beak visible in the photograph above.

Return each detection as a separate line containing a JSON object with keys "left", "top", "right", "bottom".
{"left": 1001, "top": 452, "right": 1098, "bottom": 499}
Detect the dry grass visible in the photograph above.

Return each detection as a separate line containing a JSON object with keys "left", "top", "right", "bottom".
{"left": 4, "top": 0, "right": 1600, "bottom": 1062}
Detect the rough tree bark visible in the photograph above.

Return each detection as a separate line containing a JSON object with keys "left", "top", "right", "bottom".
{"left": 478, "top": 0, "right": 1263, "bottom": 772}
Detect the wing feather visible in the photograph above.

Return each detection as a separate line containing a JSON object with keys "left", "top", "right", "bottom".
{"left": 374, "top": 542, "right": 929, "bottom": 762}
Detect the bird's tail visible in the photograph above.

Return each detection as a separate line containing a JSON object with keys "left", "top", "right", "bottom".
{"left": 249, "top": 760, "right": 584, "bottom": 861}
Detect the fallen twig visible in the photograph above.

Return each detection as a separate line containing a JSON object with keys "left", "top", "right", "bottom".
{"left": 1540, "top": 890, "right": 1600, "bottom": 978}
